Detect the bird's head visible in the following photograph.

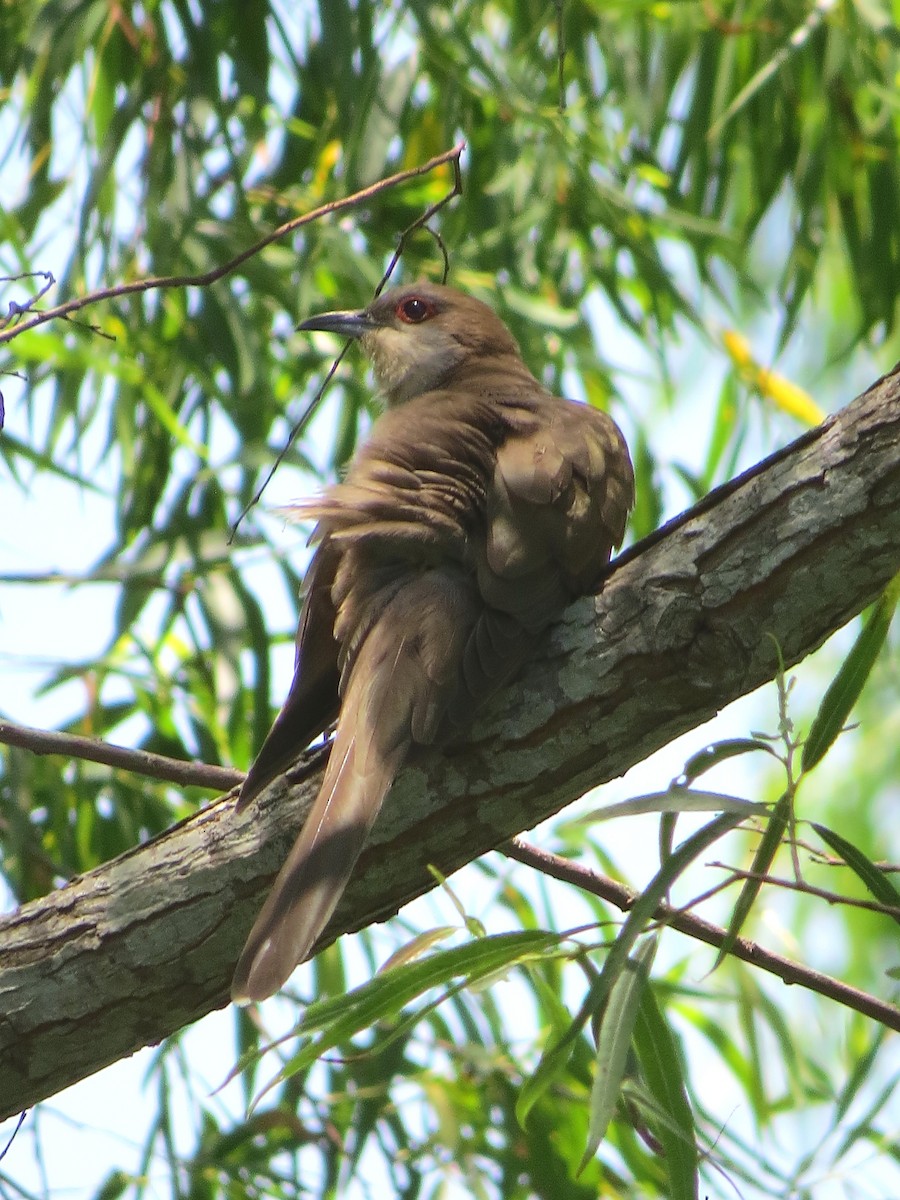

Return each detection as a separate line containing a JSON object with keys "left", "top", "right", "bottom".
{"left": 297, "top": 281, "right": 522, "bottom": 405}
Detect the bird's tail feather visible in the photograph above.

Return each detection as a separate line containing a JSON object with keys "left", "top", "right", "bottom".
{"left": 230, "top": 720, "right": 399, "bottom": 1003}
{"left": 231, "top": 569, "right": 479, "bottom": 1004}
{"left": 231, "top": 614, "right": 419, "bottom": 1003}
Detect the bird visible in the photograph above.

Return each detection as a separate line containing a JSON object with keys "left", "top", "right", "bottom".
{"left": 231, "top": 280, "right": 634, "bottom": 1003}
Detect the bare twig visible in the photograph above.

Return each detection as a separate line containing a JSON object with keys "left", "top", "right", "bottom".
{"left": 230, "top": 147, "right": 464, "bottom": 536}
{"left": 793, "top": 834, "right": 900, "bottom": 873}
{"left": 710, "top": 861, "right": 900, "bottom": 921}
{"left": 0, "top": 271, "right": 55, "bottom": 326}
{"left": 0, "top": 1111, "right": 26, "bottom": 1161}
{"left": 229, "top": 344, "right": 353, "bottom": 539}
{"left": 555, "top": 0, "right": 566, "bottom": 112}
{"left": 0, "top": 720, "right": 243, "bottom": 791}
{"left": 0, "top": 143, "right": 466, "bottom": 347}
{"left": 503, "top": 837, "right": 900, "bottom": 1033}
{"left": 377, "top": 149, "right": 462, "bottom": 291}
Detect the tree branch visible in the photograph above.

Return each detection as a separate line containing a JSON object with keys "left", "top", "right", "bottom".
{"left": 503, "top": 840, "right": 900, "bottom": 1032}
{"left": 1, "top": 364, "right": 899, "bottom": 1117}
{"left": 0, "top": 143, "right": 465, "bottom": 345}
{"left": 0, "top": 721, "right": 244, "bottom": 791}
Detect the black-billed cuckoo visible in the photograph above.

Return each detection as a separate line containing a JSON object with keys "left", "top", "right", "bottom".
{"left": 231, "top": 281, "right": 634, "bottom": 1003}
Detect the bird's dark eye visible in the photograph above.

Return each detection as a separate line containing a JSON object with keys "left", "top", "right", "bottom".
{"left": 396, "top": 296, "right": 435, "bottom": 324}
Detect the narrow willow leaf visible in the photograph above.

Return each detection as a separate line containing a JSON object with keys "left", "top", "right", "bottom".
{"left": 581, "top": 789, "right": 764, "bottom": 823}
{"left": 220, "top": 934, "right": 560, "bottom": 1095}
{"left": 597, "top": 813, "right": 744, "bottom": 1010}
{"left": 258, "top": 932, "right": 560, "bottom": 1103}
{"left": 713, "top": 794, "right": 791, "bottom": 971}
{"left": 707, "top": 1, "right": 835, "bottom": 141}
{"left": 511, "top": 818, "right": 748, "bottom": 1134}
{"left": 580, "top": 936, "right": 657, "bottom": 1172}
{"left": 802, "top": 576, "right": 900, "bottom": 773}
{"left": 526, "top": 967, "right": 575, "bottom": 1045}
{"left": 0, "top": 430, "right": 106, "bottom": 491}
{"left": 503, "top": 286, "right": 580, "bottom": 329}
{"left": 833, "top": 1027, "right": 887, "bottom": 1126}
{"left": 633, "top": 984, "right": 698, "bottom": 1200}
{"left": 812, "top": 823, "right": 900, "bottom": 921}
{"left": 304, "top": 930, "right": 556, "bottom": 1036}
{"left": 679, "top": 738, "right": 779, "bottom": 785}
{"left": 700, "top": 373, "right": 739, "bottom": 492}
{"left": 380, "top": 926, "right": 458, "bottom": 972}
{"left": 515, "top": 1002, "right": 587, "bottom": 1128}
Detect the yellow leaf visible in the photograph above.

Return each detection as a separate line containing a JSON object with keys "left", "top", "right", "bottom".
{"left": 721, "top": 329, "right": 824, "bottom": 427}
{"left": 721, "top": 328, "right": 753, "bottom": 369}
{"left": 756, "top": 367, "right": 824, "bottom": 426}
{"left": 311, "top": 140, "right": 342, "bottom": 197}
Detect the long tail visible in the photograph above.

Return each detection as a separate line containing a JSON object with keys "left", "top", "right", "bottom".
{"left": 230, "top": 643, "right": 410, "bottom": 1008}
{"left": 231, "top": 568, "right": 481, "bottom": 1003}
{"left": 231, "top": 710, "right": 401, "bottom": 1003}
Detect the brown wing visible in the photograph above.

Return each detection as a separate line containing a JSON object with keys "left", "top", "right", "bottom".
{"left": 235, "top": 540, "right": 342, "bottom": 811}
{"left": 483, "top": 398, "right": 632, "bottom": 605}
{"left": 455, "top": 397, "right": 634, "bottom": 711}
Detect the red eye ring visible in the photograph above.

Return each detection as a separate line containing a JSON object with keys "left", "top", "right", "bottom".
{"left": 396, "top": 296, "right": 435, "bottom": 324}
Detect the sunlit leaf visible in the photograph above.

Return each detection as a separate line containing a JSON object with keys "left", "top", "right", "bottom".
{"left": 713, "top": 794, "right": 791, "bottom": 970}
{"left": 680, "top": 738, "right": 780, "bottom": 785}
{"left": 580, "top": 936, "right": 657, "bottom": 1170}
{"left": 580, "top": 788, "right": 764, "bottom": 824}
{"left": 802, "top": 576, "right": 900, "bottom": 773}
{"left": 812, "top": 823, "right": 900, "bottom": 921}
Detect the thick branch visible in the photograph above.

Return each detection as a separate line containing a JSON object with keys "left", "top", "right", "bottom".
{"left": 1, "top": 366, "right": 899, "bottom": 1116}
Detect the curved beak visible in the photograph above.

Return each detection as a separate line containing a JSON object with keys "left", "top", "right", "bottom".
{"left": 296, "top": 307, "right": 377, "bottom": 339}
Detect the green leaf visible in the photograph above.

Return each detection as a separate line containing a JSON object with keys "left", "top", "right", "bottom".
{"left": 580, "top": 935, "right": 657, "bottom": 1171}
{"left": 812, "top": 823, "right": 900, "bottom": 922}
{"left": 604, "top": 812, "right": 746, "bottom": 985}
{"left": 252, "top": 931, "right": 560, "bottom": 1104}
{"left": 502, "top": 285, "right": 580, "bottom": 330}
{"left": 802, "top": 576, "right": 900, "bottom": 773}
{"left": 713, "top": 793, "right": 791, "bottom": 970}
{"left": 679, "top": 738, "right": 779, "bottom": 785}
{"left": 379, "top": 925, "right": 458, "bottom": 971}
{"left": 519, "top": 813, "right": 743, "bottom": 1128}
{"left": 515, "top": 999, "right": 588, "bottom": 1129}
{"left": 633, "top": 984, "right": 698, "bottom": 1200}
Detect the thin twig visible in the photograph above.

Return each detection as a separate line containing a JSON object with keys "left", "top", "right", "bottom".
{"left": 0, "top": 143, "right": 466, "bottom": 346}
{"left": 229, "top": 345, "right": 353, "bottom": 539}
{"left": 377, "top": 152, "right": 462, "bottom": 291}
{"left": 0, "top": 271, "right": 55, "bottom": 325}
{"left": 230, "top": 147, "right": 464, "bottom": 536}
{"left": 0, "top": 720, "right": 243, "bottom": 791}
{"left": 555, "top": 0, "right": 566, "bottom": 113}
{"left": 503, "top": 837, "right": 900, "bottom": 1033}
{"left": 710, "top": 862, "right": 900, "bottom": 921}
{"left": 0, "top": 1111, "right": 26, "bottom": 1161}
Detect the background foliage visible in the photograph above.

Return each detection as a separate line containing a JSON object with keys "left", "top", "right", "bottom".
{"left": 1, "top": 1, "right": 899, "bottom": 1197}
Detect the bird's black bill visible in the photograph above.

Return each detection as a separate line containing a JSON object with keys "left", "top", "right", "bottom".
{"left": 297, "top": 308, "right": 375, "bottom": 338}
